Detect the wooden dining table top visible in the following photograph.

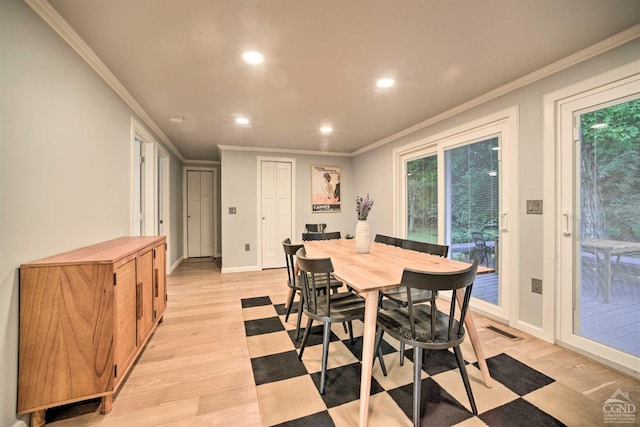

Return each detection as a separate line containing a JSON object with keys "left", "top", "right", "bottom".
{"left": 302, "top": 238, "right": 490, "bottom": 293}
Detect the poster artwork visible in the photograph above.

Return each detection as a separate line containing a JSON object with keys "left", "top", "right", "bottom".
{"left": 311, "top": 165, "right": 341, "bottom": 213}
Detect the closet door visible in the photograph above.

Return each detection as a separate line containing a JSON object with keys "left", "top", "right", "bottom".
{"left": 261, "top": 161, "right": 292, "bottom": 269}
{"left": 187, "top": 170, "right": 214, "bottom": 257}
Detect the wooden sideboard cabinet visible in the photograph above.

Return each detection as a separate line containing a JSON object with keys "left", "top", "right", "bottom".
{"left": 17, "top": 236, "right": 167, "bottom": 426}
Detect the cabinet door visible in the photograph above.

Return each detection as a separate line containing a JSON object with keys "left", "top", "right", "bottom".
{"left": 136, "top": 249, "right": 155, "bottom": 344}
{"left": 154, "top": 243, "right": 167, "bottom": 319}
{"left": 114, "top": 259, "right": 137, "bottom": 383}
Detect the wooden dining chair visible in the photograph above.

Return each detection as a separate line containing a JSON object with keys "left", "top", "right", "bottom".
{"left": 301, "top": 231, "right": 341, "bottom": 241}
{"left": 295, "top": 247, "right": 386, "bottom": 394}
{"left": 380, "top": 240, "right": 449, "bottom": 365}
{"left": 374, "top": 260, "right": 479, "bottom": 426}
{"left": 374, "top": 234, "right": 404, "bottom": 247}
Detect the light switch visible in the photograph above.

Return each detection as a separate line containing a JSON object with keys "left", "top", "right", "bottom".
{"left": 229, "top": 207, "right": 237, "bottom": 214}
{"left": 526, "top": 200, "right": 543, "bottom": 214}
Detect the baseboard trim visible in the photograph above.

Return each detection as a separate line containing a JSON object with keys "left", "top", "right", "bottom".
{"left": 221, "top": 265, "right": 261, "bottom": 274}
{"left": 168, "top": 256, "right": 183, "bottom": 274}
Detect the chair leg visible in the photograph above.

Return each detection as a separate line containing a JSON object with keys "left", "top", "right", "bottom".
{"left": 347, "top": 321, "right": 354, "bottom": 344}
{"left": 373, "top": 327, "right": 387, "bottom": 377}
{"left": 298, "top": 317, "right": 313, "bottom": 360}
{"left": 284, "top": 288, "right": 295, "bottom": 322}
{"left": 453, "top": 346, "right": 478, "bottom": 415}
{"left": 413, "top": 347, "right": 423, "bottom": 427}
{"left": 320, "top": 322, "right": 331, "bottom": 395}
{"left": 399, "top": 342, "right": 405, "bottom": 366}
{"left": 294, "top": 294, "right": 304, "bottom": 341}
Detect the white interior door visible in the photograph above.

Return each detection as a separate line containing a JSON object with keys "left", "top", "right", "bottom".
{"left": 187, "top": 170, "right": 202, "bottom": 257}
{"left": 187, "top": 170, "right": 214, "bottom": 258}
{"left": 261, "top": 161, "right": 292, "bottom": 269}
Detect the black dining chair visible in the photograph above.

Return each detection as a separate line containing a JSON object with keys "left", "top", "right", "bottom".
{"left": 305, "top": 223, "right": 327, "bottom": 233}
{"left": 374, "top": 234, "right": 404, "bottom": 247}
{"left": 302, "top": 231, "right": 341, "bottom": 241}
{"left": 296, "top": 247, "right": 386, "bottom": 394}
{"left": 374, "top": 260, "right": 479, "bottom": 426}
{"left": 379, "top": 240, "right": 449, "bottom": 365}
{"left": 282, "top": 238, "right": 342, "bottom": 341}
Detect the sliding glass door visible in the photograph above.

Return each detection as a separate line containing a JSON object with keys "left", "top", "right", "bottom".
{"left": 445, "top": 137, "right": 500, "bottom": 304}
{"left": 396, "top": 108, "right": 517, "bottom": 322}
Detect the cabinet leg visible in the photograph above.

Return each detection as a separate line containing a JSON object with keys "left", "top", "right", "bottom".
{"left": 31, "top": 410, "right": 45, "bottom": 427}
{"left": 100, "top": 395, "right": 113, "bottom": 415}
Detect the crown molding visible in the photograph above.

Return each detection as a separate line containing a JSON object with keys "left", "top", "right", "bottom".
{"left": 24, "top": 0, "right": 185, "bottom": 162}
{"left": 217, "top": 144, "right": 352, "bottom": 157}
{"left": 354, "top": 23, "right": 640, "bottom": 157}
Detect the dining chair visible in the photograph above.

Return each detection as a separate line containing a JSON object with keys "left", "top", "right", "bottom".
{"left": 374, "top": 260, "right": 479, "bottom": 426}
{"left": 301, "top": 231, "right": 341, "bottom": 241}
{"left": 295, "top": 247, "right": 386, "bottom": 394}
{"left": 282, "top": 238, "right": 343, "bottom": 341}
{"left": 305, "top": 223, "right": 327, "bottom": 233}
{"left": 374, "top": 234, "right": 404, "bottom": 247}
{"left": 471, "top": 231, "right": 494, "bottom": 267}
{"left": 379, "top": 240, "right": 449, "bottom": 365}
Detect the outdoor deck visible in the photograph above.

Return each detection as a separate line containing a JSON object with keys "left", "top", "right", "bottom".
{"left": 466, "top": 255, "right": 640, "bottom": 358}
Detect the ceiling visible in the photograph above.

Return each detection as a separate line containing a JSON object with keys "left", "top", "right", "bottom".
{"left": 46, "top": 0, "right": 640, "bottom": 161}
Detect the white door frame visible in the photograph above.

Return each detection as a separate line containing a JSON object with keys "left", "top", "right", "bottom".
{"left": 256, "top": 156, "right": 296, "bottom": 270}
{"left": 182, "top": 166, "right": 219, "bottom": 259}
{"left": 544, "top": 60, "right": 640, "bottom": 374}
{"left": 393, "top": 107, "right": 519, "bottom": 325}
{"left": 157, "top": 144, "right": 170, "bottom": 270}
{"left": 131, "top": 117, "right": 156, "bottom": 236}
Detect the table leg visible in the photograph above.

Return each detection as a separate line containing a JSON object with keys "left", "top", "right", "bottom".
{"left": 359, "top": 290, "right": 378, "bottom": 427}
{"left": 456, "top": 290, "right": 493, "bottom": 388}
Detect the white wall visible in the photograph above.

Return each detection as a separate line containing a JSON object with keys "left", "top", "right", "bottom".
{"left": 0, "top": 1, "right": 183, "bottom": 424}
{"left": 352, "top": 38, "right": 640, "bottom": 332}
{"left": 220, "top": 149, "right": 354, "bottom": 271}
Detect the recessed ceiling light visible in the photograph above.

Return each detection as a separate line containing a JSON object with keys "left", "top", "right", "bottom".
{"left": 376, "top": 78, "right": 395, "bottom": 88}
{"left": 242, "top": 51, "right": 264, "bottom": 64}
{"left": 320, "top": 125, "right": 333, "bottom": 135}
{"left": 235, "top": 116, "right": 250, "bottom": 125}
{"left": 169, "top": 114, "right": 184, "bottom": 123}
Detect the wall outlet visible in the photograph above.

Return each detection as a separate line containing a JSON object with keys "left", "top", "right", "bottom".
{"left": 229, "top": 207, "right": 237, "bottom": 214}
{"left": 531, "top": 278, "right": 543, "bottom": 294}
{"left": 245, "top": 243, "right": 250, "bottom": 251}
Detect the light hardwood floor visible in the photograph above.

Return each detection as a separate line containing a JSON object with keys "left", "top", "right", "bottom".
{"left": 48, "top": 258, "right": 639, "bottom": 426}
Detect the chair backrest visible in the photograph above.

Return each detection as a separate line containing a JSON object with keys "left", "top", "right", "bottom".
{"left": 282, "top": 238, "right": 305, "bottom": 290}
{"left": 402, "top": 239, "right": 449, "bottom": 258}
{"left": 471, "top": 231, "right": 487, "bottom": 248}
{"left": 302, "top": 231, "right": 341, "bottom": 241}
{"left": 400, "top": 259, "right": 478, "bottom": 344}
{"left": 295, "top": 247, "right": 334, "bottom": 316}
{"left": 374, "top": 234, "right": 404, "bottom": 247}
{"left": 305, "top": 223, "right": 327, "bottom": 233}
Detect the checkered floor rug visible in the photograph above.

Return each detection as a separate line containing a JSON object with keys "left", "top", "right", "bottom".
{"left": 242, "top": 295, "right": 567, "bottom": 427}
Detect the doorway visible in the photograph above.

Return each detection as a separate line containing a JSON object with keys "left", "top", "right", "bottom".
{"left": 186, "top": 169, "right": 216, "bottom": 258}
{"left": 557, "top": 75, "right": 640, "bottom": 374}
{"left": 395, "top": 107, "right": 518, "bottom": 323}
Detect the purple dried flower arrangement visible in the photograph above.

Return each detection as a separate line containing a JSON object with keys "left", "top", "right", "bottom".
{"left": 356, "top": 194, "right": 374, "bottom": 220}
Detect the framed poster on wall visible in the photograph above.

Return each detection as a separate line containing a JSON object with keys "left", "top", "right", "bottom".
{"left": 311, "top": 165, "right": 341, "bottom": 212}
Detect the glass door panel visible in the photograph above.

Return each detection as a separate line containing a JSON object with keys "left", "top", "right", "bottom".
{"left": 407, "top": 155, "right": 438, "bottom": 243}
{"left": 575, "top": 97, "right": 640, "bottom": 357}
{"left": 445, "top": 137, "right": 500, "bottom": 305}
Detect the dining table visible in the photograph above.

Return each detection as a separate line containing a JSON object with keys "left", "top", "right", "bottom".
{"left": 302, "top": 238, "right": 494, "bottom": 427}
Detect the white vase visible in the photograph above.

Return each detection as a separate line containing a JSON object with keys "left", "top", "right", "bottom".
{"left": 355, "top": 220, "right": 370, "bottom": 254}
